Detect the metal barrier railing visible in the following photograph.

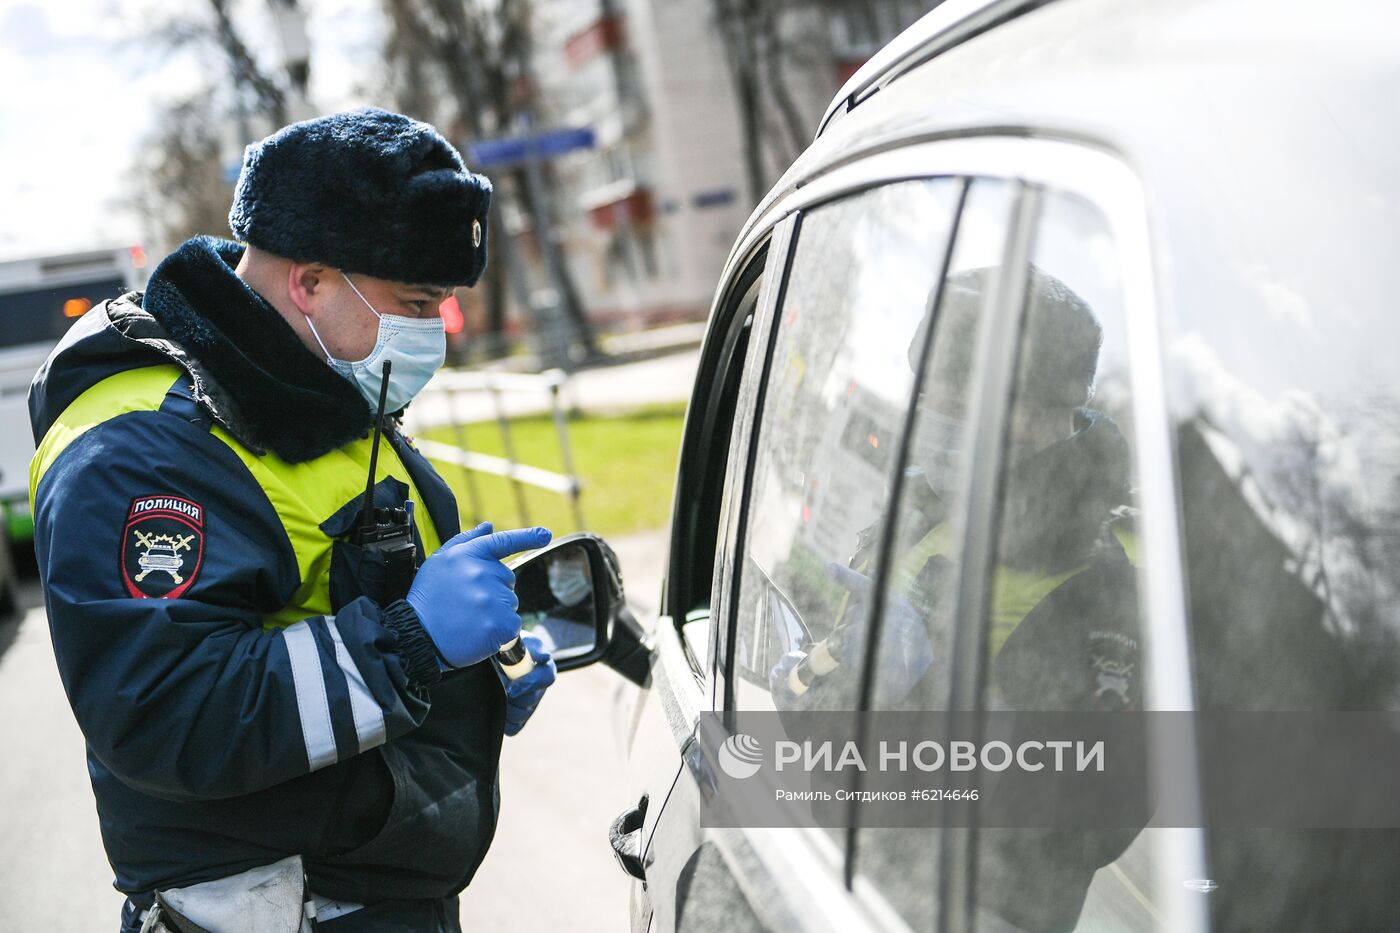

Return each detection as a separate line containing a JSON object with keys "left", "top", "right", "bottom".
{"left": 407, "top": 368, "right": 585, "bottom": 531}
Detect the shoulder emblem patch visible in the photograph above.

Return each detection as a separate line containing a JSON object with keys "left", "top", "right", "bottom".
{"left": 121, "top": 496, "right": 206, "bottom": 599}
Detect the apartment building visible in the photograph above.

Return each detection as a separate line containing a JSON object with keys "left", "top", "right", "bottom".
{"left": 531, "top": 0, "right": 928, "bottom": 329}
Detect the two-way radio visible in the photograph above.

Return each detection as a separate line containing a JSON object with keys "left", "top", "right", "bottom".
{"left": 351, "top": 360, "right": 418, "bottom": 605}
{"left": 353, "top": 359, "right": 536, "bottom": 681}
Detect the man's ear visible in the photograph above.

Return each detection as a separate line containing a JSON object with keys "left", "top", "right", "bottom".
{"left": 287, "top": 262, "right": 331, "bottom": 316}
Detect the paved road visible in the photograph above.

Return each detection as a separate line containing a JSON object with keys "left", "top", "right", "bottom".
{"left": 460, "top": 530, "right": 667, "bottom": 932}
{"left": 0, "top": 580, "right": 123, "bottom": 930}
{"left": 0, "top": 529, "right": 668, "bottom": 932}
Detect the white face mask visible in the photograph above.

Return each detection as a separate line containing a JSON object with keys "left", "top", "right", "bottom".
{"left": 547, "top": 552, "right": 593, "bottom": 607}
{"left": 911, "top": 405, "right": 966, "bottom": 500}
{"left": 306, "top": 271, "right": 446, "bottom": 413}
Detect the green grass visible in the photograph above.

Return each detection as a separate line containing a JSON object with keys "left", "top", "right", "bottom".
{"left": 419, "top": 401, "right": 687, "bottom": 539}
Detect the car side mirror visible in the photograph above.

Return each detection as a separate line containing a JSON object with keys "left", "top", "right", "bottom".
{"left": 509, "top": 533, "right": 613, "bottom": 672}
{"left": 509, "top": 532, "right": 650, "bottom": 684}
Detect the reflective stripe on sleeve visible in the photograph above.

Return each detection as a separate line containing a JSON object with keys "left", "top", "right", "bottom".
{"left": 325, "top": 616, "right": 388, "bottom": 753}
{"left": 282, "top": 621, "right": 338, "bottom": 771}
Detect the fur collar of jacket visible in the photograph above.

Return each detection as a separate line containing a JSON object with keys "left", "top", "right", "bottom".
{"left": 135, "top": 235, "right": 372, "bottom": 462}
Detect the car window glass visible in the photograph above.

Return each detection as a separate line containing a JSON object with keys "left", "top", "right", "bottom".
{"left": 972, "top": 190, "right": 1160, "bottom": 933}
{"left": 1163, "top": 136, "right": 1400, "bottom": 926}
{"left": 727, "top": 178, "right": 961, "bottom": 714}
{"left": 712, "top": 236, "right": 793, "bottom": 709}
{"left": 857, "top": 179, "right": 1016, "bottom": 715}
{"left": 848, "top": 179, "right": 1014, "bottom": 929}
{"left": 681, "top": 269, "right": 761, "bottom": 678}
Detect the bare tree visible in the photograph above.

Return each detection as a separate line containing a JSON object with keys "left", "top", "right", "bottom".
{"left": 760, "top": 3, "right": 819, "bottom": 164}
{"left": 208, "top": 0, "right": 289, "bottom": 128}
{"left": 129, "top": 92, "right": 235, "bottom": 251}
{"left": 150, "top": 0, "right": 294, "bottom": 135}
{"left": 381, "top": 0, "right": 516, "bottom": 358}
{"left": 714, "top": 0, "right": 930, "bottom": 203}
{"left": 380, "top": 0, "right": 599, "bottom": 363}
{"left": 131, "top": 0, "right": 305, "bottom": 252}
{"left": 382, "top": 0, "right": 443, "bottom": 123}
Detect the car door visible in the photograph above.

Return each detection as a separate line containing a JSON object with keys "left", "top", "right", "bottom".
{"left": 834, "top": 141, "right": 1210, "bottom": 933}
{"left": 908, "top": 182, "right": 1180, "bottom": 933}
{"left": 609, "top": 226, "right": 787, "bottom": 933}
{"left": 632, "top": 174, "right": 975, "bottom": 933}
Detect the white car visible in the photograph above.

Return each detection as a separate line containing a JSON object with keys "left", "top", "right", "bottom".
{"left": 529, "top": 0, "right": 1400, "bottom": 929}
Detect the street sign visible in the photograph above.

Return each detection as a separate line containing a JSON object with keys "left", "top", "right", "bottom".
{"left": 468, "top": 127, "right": 596, "bottom": 168}
{"left": 692, "top": 188, "right": 737, "bottom": 209}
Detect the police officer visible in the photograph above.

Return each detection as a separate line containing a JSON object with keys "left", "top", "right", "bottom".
{"left": 28, "top": 109, "right": 556, "bottom": 932}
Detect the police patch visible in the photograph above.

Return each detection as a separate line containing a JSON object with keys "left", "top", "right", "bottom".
{"left": 1088, "top": 629, "right": 1139, "bottom": 712}
{"left": 121, "top": 495, "right": 205, "bottom": 599}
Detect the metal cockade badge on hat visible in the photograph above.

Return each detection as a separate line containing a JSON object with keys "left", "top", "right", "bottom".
{"left": 473, "top": 220, "right": 482, "bottom": 248}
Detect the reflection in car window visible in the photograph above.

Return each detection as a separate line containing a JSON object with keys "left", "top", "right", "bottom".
{"left": 730, "top": 178, "right": 961, "bottom": 714}
{"left": 848, "top": 179, "right": 1014, "bottom": 930}
{"left": 969, "top": 190, "right": 1161, "bottom": 933}
{"left": 1164, "top": 161, "right": 1400, "bottom": 927}
{"left": 858, "top": 180, "right": 1016, "bottom": 717}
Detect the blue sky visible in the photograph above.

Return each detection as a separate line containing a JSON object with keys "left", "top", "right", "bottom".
{"left": 0, "top": 0, "right": 381, "bottom": 261}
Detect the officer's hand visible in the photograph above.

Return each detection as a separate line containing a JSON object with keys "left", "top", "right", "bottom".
{"left": 406, "top": 522, "right": 553, "bottom": 670}
{"left": 825, "top": 562, "right": 935, "bottom": 706}
{"left": 497, "top": 633, "right": 556, "bottom": 735}
{"left": 768, "top": 649, "right": 817, "bottom": 711}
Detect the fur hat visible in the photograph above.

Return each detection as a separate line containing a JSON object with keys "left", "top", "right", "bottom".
{"left": 228, "top": 108, "right": 491, "bottom": 287}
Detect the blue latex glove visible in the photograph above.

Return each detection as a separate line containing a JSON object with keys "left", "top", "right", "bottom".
{"left": 406, "top": 522, "right": 553, "bottom": 670}
{"left": 766, "top": 563, "right": 935, "bottom": 708}
{"left": 496, "top": 633, "right": 557, "bottom": 736}
{"left": 824, "top": 562, "right": 935, "bottom": 706}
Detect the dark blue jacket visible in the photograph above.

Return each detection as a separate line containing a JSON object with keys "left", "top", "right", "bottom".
{"left": 28, "top": 237, "right": 505, "bottom": 906}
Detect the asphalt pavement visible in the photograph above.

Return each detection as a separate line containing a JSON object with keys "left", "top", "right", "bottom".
{"left": 459, "top": 529, "right": 668, "bottom": 932}
{"left": 0, "top": 528, "right": 667, "bottom": 932}
{"left": 0, "top": 579, "right": 122, "bottom": 929}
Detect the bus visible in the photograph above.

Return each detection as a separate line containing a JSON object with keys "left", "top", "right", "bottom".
{"left": 0, "top": 246, "right": 149, "bottom": 543}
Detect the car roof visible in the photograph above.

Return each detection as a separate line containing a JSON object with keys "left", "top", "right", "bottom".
{"left": 729, "top": 0, "right": 1397, "bottom": 347}
{"left": 814, "top": 0, "right": 1050, "bottom": 140}
{"left": 763, "top": 0, "right": 1394, "bottom": 209}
